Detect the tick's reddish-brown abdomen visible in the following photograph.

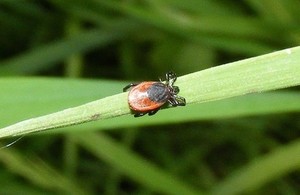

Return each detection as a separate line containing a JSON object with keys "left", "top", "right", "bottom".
{"left": 128, "top": 82, "right": 170, "bottom": 112}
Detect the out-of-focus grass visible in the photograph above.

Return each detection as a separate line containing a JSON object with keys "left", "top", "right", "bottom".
{"left": 0, "top": 1, "right": 300, "bottom": 194}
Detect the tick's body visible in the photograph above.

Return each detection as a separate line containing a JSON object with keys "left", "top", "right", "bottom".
{"left": 123, "top": 72, "right": 186, "bottom": 117}
{"left": 128, "top": 82, "right": 170, "bottom": 112}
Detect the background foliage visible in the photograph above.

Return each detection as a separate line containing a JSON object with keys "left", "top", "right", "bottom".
{"left": 0, "top": 1, "right": 300, "bottom": 194}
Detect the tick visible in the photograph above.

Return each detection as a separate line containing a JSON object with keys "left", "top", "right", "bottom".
{"left": 123, "top": 71, "right": 186, "bottom": 117}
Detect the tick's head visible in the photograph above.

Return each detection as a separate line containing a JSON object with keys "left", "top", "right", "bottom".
{"left": 163, "top": 71, "right": 186, "bottom": 107}
{"left": 163, "top": 71, "right": 180, "bottom": 96}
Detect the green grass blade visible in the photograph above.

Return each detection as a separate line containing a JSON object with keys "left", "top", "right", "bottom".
{"left": 179, "top": 46, "right": 300, "bottom": 104}
{"left": 0, "top": 46, "right": 300, "bottom": 138}
{"left": 1, "top": 77, "right": 300, "bottom": 133}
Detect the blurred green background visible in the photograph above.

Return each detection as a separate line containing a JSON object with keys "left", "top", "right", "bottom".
{"left": 0, "top": 1, "right": 300, "bottom": 195}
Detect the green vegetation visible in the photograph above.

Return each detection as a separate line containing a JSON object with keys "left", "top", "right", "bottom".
{"left": 0, "top": 1, "right": 300, "bottom": 194}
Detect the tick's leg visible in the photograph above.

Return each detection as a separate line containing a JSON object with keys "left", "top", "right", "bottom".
{"left": 134, "top": 112, "right": 146, "bottom": 117}
{"left": 175, "top": 96, "right": 186, "bottom": 106}
{"left": 168, "top": 96, "right": 186, "bottom": 106}
{"left": 123, "top": 83, "right": 138, "bottom": 92}
{"left": 168, "top": 98, "right": 177, "bottom": 106}
{"left": 148, "top": 109, "right": 159, "bottom": 116}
